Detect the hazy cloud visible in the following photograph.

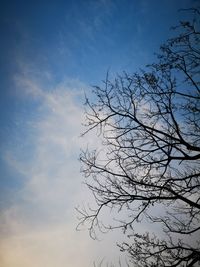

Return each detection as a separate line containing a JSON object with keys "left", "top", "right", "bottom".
{"left": 0, "top": 73, "right": 124, "bottom": 267}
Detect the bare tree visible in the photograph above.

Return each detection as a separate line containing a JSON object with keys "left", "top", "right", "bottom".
{"left": 78, "top": 9, "right": 200, "bottom": 267}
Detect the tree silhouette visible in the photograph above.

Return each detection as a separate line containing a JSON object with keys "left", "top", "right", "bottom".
{"left": 78, "top": 9, "right": 200, "bottom": 267}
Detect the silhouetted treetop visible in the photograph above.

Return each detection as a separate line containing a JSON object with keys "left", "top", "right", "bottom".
{"left": 78, "top": 9, "right": 200, "bottom": 267}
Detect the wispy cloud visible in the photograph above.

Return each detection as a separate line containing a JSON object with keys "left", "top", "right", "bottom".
{"left": 0, "top": 72, "right": 125, "bottom": 266}
{"left": 2, "top": 73, "right": 86, "bottom": 221}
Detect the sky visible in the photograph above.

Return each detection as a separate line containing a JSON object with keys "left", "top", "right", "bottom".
{"left": 0, "top": 1, "right": 198, "bottom": 266}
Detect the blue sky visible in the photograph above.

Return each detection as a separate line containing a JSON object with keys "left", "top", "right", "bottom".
{"left": 0, "top": 1, "right": 198, "bottom": 266}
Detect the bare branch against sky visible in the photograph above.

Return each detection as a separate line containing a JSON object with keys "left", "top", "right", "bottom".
{"left": 78, "top": 8, "right": 200, "bottom": 267}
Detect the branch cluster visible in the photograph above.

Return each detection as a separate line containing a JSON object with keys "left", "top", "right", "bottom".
{"left": 78, "top": 9, "right": 200, "bottom": 267}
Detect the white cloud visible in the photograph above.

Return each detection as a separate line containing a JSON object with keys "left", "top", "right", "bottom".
{"left": 0, "top": 74, "right": 125, "bottom": 267}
